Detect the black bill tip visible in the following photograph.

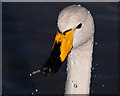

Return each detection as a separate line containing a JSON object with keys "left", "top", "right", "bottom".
{"left": 40, "top": 42, "right": 63, "bottom": 76}
{"left": 41, "top": 67, "right": 53, "bottom": 76}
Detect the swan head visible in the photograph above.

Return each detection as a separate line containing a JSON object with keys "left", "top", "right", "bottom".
{"left": 58, "top": 4, "right": 94, "bottom": 49}
{"left": 41, "top": 4, "right": 94, "bottom": 76}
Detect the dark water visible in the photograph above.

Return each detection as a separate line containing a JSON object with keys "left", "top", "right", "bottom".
{"left": 2, "top": 2, "right": 118, "bottom": 94}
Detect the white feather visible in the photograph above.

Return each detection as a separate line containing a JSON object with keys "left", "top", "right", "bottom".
{"left": 57, "top": 4, "right": 94, "bottom": 94}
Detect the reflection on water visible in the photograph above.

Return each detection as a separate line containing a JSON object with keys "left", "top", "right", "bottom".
{"left": 2, "top": 2, "right": 118, "bottom": 94}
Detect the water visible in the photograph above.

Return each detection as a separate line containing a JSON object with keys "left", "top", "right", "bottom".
{"left": 2, "top": 2, "right": 118, "bottom": 94}
{"left": 30, "top": 69, "right": 41, "bottom": 76}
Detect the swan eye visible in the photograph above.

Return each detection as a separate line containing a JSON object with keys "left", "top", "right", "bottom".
{"left": 76, "top": 23, "right": 82, "bottom": 29}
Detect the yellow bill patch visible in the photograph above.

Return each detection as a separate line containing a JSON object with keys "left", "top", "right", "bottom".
{"left": 52, "top": 28, "right": 76, "bottom": 62}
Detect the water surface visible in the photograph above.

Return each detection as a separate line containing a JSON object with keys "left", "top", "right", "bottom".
{"left": 2, "top": 2, "right": 118, "bottom": 94}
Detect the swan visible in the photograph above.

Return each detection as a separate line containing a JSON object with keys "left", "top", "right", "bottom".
{"left": 40, "top": 4, "right": 94, "bottom": 94}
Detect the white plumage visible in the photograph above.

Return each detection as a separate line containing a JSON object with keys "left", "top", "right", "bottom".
{"left": 57, "top": 4, "right": 94, "bottom": 94}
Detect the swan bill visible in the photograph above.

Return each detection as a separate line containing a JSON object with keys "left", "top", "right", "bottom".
{"left": 41, "top": 28, "right": 75, "bottom": 76}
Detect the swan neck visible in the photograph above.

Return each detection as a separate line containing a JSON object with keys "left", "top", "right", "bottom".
{"left": 65, "top": 38, "right": 93, "bottom": 94}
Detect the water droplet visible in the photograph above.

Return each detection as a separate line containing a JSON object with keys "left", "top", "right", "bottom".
{"left": 96, "top": 63, "right": 98, "bottom": 66}
{"left": 73, "top": 84, "right": 78, "bottom": 88}
{"left": 92, "top": 67, "right": 94, "bottom": 70}
{"left": 73, "top": 4, "right": 75, "bottom": 6}
{"left": 32, "top": 69, "right": 41, "bottom": 75}
{"left": 68, "top": 41, "right": 70, "bottom": 44}
{"left": 32, "top": 92, "right": 34, "bottom": 95}
{"left": 30, "top": 74, "right": 32, "bottom": 77}
{"left": 86, "top": 45, "right": 89, "bottom": 47}
{"left": 95, "top": 42, "right": 97, "bottom": 45}
{"left": 94, "top": 75, "right": 96, "bottom": 77}
{"left": 101, "top": 84, "right": 105, "bottom": 87}
{"left": 83, "top": 8, "right": 85, "bottom": 10}
{"left": 66, "top": 67, "right": 68, "bottom": 71}
{"left": 35, "top": 89, "right": 38, "bottom": 92}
